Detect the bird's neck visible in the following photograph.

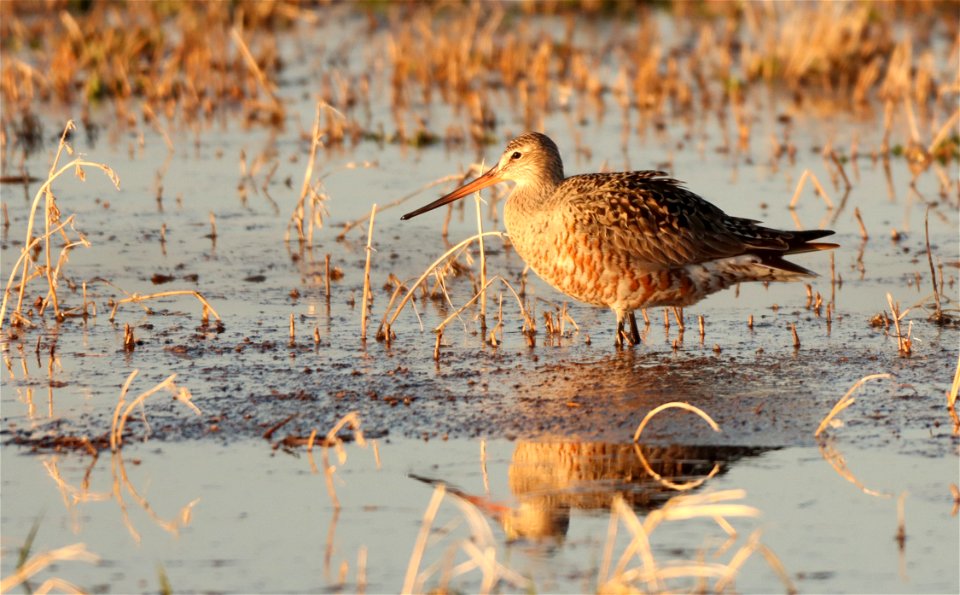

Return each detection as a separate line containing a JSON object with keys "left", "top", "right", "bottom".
{"left": 511, "top": 171, "right": 563, "bottom": 209}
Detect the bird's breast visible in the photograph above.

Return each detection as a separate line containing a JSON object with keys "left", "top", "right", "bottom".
{"left": 504, "top": 202, "right": 614, "bottom": 307}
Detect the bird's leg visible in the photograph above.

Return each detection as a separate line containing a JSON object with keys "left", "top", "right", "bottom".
{"left": 628, "top": 311, "right": 641, "bottom": 345}
{"left": 615, "top": 310, "right": 638, "bottom": 348}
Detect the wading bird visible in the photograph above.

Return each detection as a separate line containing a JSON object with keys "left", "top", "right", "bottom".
{"left": 402, "top": 132, "right": 836, "bottom": 347}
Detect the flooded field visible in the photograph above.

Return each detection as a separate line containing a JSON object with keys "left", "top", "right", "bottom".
{"left": 2, "top": 2, "right": 958, "bottom": 593}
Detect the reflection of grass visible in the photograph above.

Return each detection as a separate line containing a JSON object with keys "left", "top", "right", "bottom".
{"left": 402, "top": 402, "right": 792, "bottom": 593}
{"left": 405, "top": 480, "right": 790, "bottom": 593}
{"left": 40, "top": 446, "right": 200, "bottom": 544}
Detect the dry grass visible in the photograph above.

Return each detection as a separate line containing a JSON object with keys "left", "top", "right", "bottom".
{"left": 110, "top": 370, "right": 201, "bottom": 451}
{"left": 2, "top": 1, "right": 955, "bottom": 173}
{"left": 360, "top": 204, "right": 377, "bottom": 342}
{"left": 632, "top": 402, "right": 722, "bottom": 492}
{"left": 1, "top": 120, "right": 223, "bottom": 341}
{"left": 598, "top": 490, "right": 794, "bottom": 594}
{"left": 383, "top": 230, "right": 534, "bottom": 339}
{"left": 1, "top": 121, "right": 118, "bottom": 331}
{"left": 0, "top": 542, "right": 98, "bottom": 594}
{"left": 287, "top": 101, "right": 330, "bottom": 247}
{"left": 948, "top": 353, "right": 960, "bottom": 434}
{"left": 815, "top": 373, "right": 893, "bottom": 438}
{"left": 885, "top": 293, "right": 912, "bottom": 355}
{"left": 402, "top": 484, "right": 533, "bottom": 595}
{"left": 108, "top": 289, "right": 221, "bottom": 325}
{"left": 789, "top": 169, "right": 834, "bottom": 211}
{"left": 109, "top": 450, "right": 201, "bottom": 544}
{"left": 633, "top": 402, "right": 721, "bottom": 442}
{"left": 1, "top": 1, "right": 300, "bottom": 129}
{"left": 301, "top": 412, "right": 374, "bottom": 510}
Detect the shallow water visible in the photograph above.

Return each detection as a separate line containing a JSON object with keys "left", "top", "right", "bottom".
{"left": 1, "top": 438, "right": 957, "bottom": 593}
{"left": 2, "top": 4, "right": 959, "bottom": 593}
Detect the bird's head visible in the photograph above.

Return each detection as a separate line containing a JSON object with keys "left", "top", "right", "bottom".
{"left": 401, "top": 131, "right": 564, "bottom": 220}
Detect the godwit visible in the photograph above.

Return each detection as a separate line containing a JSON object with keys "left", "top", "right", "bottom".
{"left": 402, "top": 132, "right": 837, "bottom": 347}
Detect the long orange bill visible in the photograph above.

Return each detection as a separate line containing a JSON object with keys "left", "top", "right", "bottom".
{"left": 401, "top": 167, "right": 503, "bottom": 220}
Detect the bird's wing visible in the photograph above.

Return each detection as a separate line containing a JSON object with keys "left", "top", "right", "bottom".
{"left": 560, "top": 172, "right": 793, "bottom": 269}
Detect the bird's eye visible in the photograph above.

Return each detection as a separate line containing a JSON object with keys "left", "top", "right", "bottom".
{"left": 511, "top": 151, "right": 522, "bottom": 160}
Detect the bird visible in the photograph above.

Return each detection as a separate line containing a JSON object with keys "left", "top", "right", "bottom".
{"left": 402, "top": 132, "right": 837, "bottom": 347}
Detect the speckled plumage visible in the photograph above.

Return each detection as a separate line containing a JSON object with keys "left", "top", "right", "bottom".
{"left": 403, "top": 132, "right": 837, "bottom": 346}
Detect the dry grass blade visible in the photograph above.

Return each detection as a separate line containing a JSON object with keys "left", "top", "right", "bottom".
{"left": 385, "top": 231, "right": 506, "bottom": 328}
{"left": 316, "top": 412, "right": 369, "bottom": 509}
{"left": 431, "top": 274, "right": 535, "bottom": 342}
{"left": 33, "top": 577, "right": 86, "bottom": 595}
{"left": 757, "top": 543, "right": 798, "bottom": 594}
{"left": 110, "top": 451, "right": 199, "bottom": 540}
{"left": 923, "top": 208, "right": 943, "bottom": 323}
{"left": 789, "top": 169, "right": 834, "bottom": 210}
{"left": 1, "top": 214, "right": 82, "bottom": 328}
{"left": 434, "top": 277, "right": 497, "bottom": 333}
{"left": 325, "top": 411, "right": 367, "bottom": 463}
{"left": 652, "top": 501, "right": 761, "bottom": 526}
{"left": 927, "top": 108, "right": 960, "bottom": 155}
{"left": 854, "top": 207, "right": 869, "bottom": 239}
{"left": 597, "top": 499, "right": 620, "bottom": 589}
{"left": 229, "top": 27, "right": 280, "bottom": 106}
{"left": 815, "top": 373, "right": 892, "bottom": 437}
{"left": 713, "top": 529, "right": 762, "bottom": 592}
{"left": 287, "top": 101, "right": 337, "bottom": 246}
{"left": 633, "top": 402, "right": 721, "bottom": 442}
{"left": 948, "top": 353, "right": 960, "bottom": 434}
{"left": 885, "top": 294, "right": 911, "bottom": 355}
{"left": 321, "top": 446, "right": 340, "bottom": 510}
{"left": 0, "top": 543, "right": 98, "bottom": 593}
{"left": 403, "top": 484, "right": 446, "bottom": 594}
{"left": 450, "top": 499, "right": 533, "bottom": 593}
{"left": 643, "top": 489, "right": 758, "bottom": 534}
{"left": 608, "top": 496, "right": 661, "bottom": 592}
{"left": 108, "top": 290, "right": 221, "bottom": 323}
{"left": 1, "top": 122, "right": 119, "bottom": 330}
{"left": 601, "top": 489, "right": 767, "bottom": 592}
{"left": 361, "top": 204, "right": 377, "bottom": 342}
{"left": 110, "top": 371, "right": 201, "bottom": 451}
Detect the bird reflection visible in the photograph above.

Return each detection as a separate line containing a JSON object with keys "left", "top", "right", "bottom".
{"left": 411, "top": 441, "right": 769, "bottom": 545}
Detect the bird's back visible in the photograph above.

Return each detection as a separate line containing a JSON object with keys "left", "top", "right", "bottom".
{"left": 553, "top": 170, "right": 834, "bottom": 272}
